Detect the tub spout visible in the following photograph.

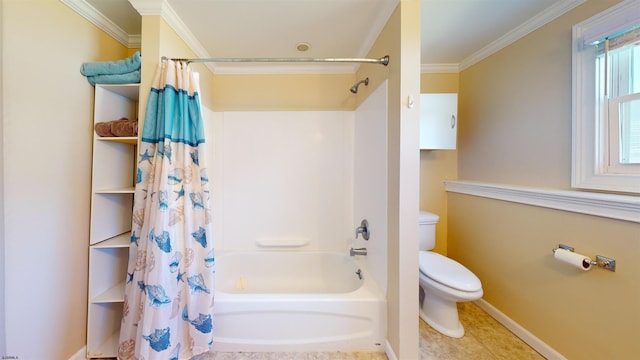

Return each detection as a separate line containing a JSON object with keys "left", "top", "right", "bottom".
{"left": 350, "top": 247, "right": 367, "bottom": 256}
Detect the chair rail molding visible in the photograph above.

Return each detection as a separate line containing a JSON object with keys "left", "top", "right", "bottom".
{"left": 445, "top": 180, "right": 640, "bottom": 223}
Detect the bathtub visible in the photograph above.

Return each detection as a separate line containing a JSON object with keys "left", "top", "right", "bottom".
{"left": 211, "top": 251, "right": 387, "bottom": 352}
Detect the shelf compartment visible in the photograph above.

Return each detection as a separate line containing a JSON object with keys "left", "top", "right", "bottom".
{"left": 92, "top": 232, "right": 131, "bottom": 248}
{"left": 94, "top": 84, "right": 138, "bottom": 124}
{"left": 86, "top": 303, "right": 123, "bottom": 358}
{"left": 88, "top": 246, "right": 128, "bottom": 300}
{"left": 90, "top": 193, "right": 133, "bottom": 245}
{"left": 96, "top": 83, "right": 139, "bottom": 100}
{"left": 92, "top": 140, "right": 136, "bottom": 191}
{"left": 91, "top": 281, "right": 126, "bottom": 303}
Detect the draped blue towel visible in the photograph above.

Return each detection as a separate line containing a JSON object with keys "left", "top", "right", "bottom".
{"left": 80, "top": 51, "right": 141, "bottom": 77}
{"left": 86, "top": 70, "right": 141, "bottom": 86}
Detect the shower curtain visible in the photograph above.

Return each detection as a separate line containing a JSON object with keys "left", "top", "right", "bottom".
{"left": 118, "top": 59, "right": 214, "bottom": 360}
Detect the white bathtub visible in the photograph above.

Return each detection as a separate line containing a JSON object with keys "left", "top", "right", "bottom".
{"left": 211, "top": 251, "right": 387, "bottom": 352}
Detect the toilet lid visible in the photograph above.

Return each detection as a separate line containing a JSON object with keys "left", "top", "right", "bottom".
{"left": 419, "top": 251, "right": 482, "bottom": 292}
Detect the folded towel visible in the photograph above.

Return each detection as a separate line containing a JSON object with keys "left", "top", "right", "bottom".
{"left": 87, "top": 70, "right": 140, "bottom": 86}
{"left": 95, "top": 118, "right": 138, "bottom": 137}
{"left": 81, "top": 51, "right": 141, "bottom": 77}
{"left": 111, "top": 118, "right": 138, "bottom": 137}
{"left": 95, "top": 122, "right": 115, "bottom": 137}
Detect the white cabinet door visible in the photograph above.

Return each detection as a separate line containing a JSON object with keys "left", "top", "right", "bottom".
{"left": 420, "top": 93, "right": 458, "bottom": 150}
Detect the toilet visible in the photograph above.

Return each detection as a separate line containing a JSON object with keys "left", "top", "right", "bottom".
{"left": 418, "top": 211, "right": 483, "bottom": 338}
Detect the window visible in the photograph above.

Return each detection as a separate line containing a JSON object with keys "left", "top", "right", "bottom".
{"left": 597, "top": 27, "right": 640, "bottom": 171}
{"left": 573, "top": 0, "right": 640, "bottom": 194}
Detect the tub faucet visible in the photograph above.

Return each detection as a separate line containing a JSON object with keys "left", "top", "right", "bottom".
{"left": 355, "top": 219, "right": 370, "bottom": 240}
{"left": 350, "top": 247, "right": 367, "bottom": 256}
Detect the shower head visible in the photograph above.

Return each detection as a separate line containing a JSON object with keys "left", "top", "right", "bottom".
{"left": 350, "top": 77, "right": 369, "bottom": 94}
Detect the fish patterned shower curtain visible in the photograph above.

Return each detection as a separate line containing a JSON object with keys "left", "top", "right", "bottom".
{"left": 118, "top": 59, "right": 214, "bottom": 360}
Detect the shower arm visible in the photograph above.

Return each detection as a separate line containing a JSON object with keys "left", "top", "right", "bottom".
{"left": 350, "top": 77, "right": 370, "bottom": 94}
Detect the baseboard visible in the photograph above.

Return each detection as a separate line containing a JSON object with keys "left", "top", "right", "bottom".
{"left": 384, "top": 340, "right": 398, "bottom": 360}
{"left": 68, "top": 346, "right": 86, "bottom": 360}
{"left": 474, "top": 299, "right": 567, "bottom": 360}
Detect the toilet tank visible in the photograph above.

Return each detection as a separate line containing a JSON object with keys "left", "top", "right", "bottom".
{"left": 419, "top": 211, "right": 439, "bottom": 251}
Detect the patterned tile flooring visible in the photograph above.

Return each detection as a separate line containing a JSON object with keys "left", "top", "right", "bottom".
{"left": 194, "top": 302, "right": 545, "bottom": 360}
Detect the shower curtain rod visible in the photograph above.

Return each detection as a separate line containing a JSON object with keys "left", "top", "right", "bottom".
{"left": 161, "top": 55, "right": 389, "bottom": 66}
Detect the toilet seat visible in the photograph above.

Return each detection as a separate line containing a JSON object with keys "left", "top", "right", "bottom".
{"left": 419, "top": 251, "right": 481, "bottom": 292}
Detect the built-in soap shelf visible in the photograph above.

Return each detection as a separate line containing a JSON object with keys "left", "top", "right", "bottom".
{"left": 256, "top": 237, "right": 310, "bottom": 248}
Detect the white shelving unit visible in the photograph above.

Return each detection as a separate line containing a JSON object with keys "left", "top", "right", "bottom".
{"left": 87, "top": 84, "right": 139, "bottom": 358}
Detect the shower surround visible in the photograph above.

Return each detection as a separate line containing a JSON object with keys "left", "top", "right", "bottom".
{"left": 211, "top": 110, "right": 355, "bottom": 252}
{"left": 203, "top": 81, "right": 389, "bottom": 352}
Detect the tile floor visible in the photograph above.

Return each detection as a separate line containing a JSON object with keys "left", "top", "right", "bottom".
{"left": 418, "top": 302, "right": 544, "bottom": 360}
{"left": 195, "top": 302, "right": 545, "bottom": 360}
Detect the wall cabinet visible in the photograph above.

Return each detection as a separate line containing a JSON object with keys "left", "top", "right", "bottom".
{"left": 420, "top": 93, "right": 458, "bottom": 150}
{"left": 87, "top": 84, "right": 139, "bottom": 358}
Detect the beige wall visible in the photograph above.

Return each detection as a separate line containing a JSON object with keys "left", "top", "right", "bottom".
{"left": 420, "top": 73, "right": 458, "bottom": 94}
{"left": 2, "top": 1, "right": 132, "bottom": 358}
{"left": 360, "top": 1, "right": 421, "bottom": 358}
{"left": 452, "top": 0, "right": 639, "bottom": 358}
{"left": 212, "top": 73, "right": 356, "bottom": 111}
{"left": 419, "top": 73, "right": 459, "bottom": 255}
{"left": 448, "top": 194, "right": 639, "bottom": 359}
{"left": 0, "top": 0, "right": 4, "bottom": 354}
{"left": 457, "top": 1, "right": 624, "bottom": 188}
{"left": 138, "top": 16, "right": 216, "bottom": 127}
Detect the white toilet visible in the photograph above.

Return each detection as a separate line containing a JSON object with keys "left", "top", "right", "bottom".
{"left": 418, "top": 211, "right": 483, "bottom": 338}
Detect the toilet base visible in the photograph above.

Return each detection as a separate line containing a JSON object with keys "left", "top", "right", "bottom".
{"left": 419, "top": 290, "right": 465, "bottom": 338}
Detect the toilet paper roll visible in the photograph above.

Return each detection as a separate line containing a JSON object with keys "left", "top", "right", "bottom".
{"left": 554, "top": 248, "right": 592, "bottom": 271}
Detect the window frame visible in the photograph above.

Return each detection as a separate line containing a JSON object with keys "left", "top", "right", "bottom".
{"left": 572, "top": 0, "right": 640, "bottom": 194}
{"left": 607, "top": 93, "right": 640, "bottom": 172}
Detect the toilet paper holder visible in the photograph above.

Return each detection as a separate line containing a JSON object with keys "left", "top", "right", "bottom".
{"left": 552, "top": 244, "right": 616, "bottom": 272}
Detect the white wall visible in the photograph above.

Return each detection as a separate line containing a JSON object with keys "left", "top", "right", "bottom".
{"left": 353, "top": 80, "right": 388, "bottom": 294}
{"left": 210, "top": 111, "right": 354, "bottom": 252}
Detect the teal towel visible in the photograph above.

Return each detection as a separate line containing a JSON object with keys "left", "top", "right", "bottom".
{"left": 87, "top": 70, "right": 140, "bottom": 86}
{"left": 81, "top": 51, "right": 141, "bottom": 76}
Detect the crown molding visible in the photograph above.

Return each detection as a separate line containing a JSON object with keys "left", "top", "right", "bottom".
{"left": 153, "top": 1, "right": 211, "bottom": 59}
{"left": 128, "top": 34, "right": 141, "bottom": 49}
{"left": 127, "top": 0, "right": 165, "bottom": 16}
{"left": 129, "top": 0, "right": 217, "bottom": 71}
{"left": 459, "top": 0, "right": 587, "bottom": 71}
{"left": 446, "top": 180, "right": 640, "bottom": 223}
{"left": 421, "top": 63, "right": 460, "bottom": 74}
{"left": 60, "top": 0, "right": 140, "bottom": 48}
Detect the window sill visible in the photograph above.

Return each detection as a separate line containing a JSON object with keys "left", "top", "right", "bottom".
{"left": 445, "top": 180, "right": 640, "bottom": 223}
